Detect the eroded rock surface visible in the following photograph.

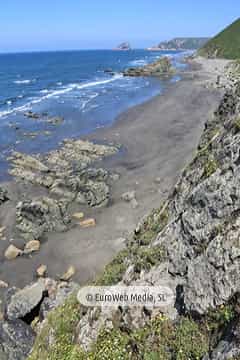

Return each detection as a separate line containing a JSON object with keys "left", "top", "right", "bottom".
{"left": 6, "top": 279, "right": 46, "bottom": 321}
{"left": 123, "top": 56, "right": 175, "bottom": 77}
{"left": 7, "top": 139, "right": 118, "bottom": 243}
{"left": 16, "top": 197, "right": 70, "bottom": 241}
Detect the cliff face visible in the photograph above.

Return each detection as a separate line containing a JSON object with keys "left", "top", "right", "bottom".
{"left": 26, "top": 62, "right": 240, "bottom": 360}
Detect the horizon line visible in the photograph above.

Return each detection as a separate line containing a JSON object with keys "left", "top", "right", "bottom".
{"left": 0, "top": 48, "right": 181, "bottom": 55}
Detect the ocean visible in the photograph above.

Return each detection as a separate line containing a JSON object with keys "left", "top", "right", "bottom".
{"left": 0, "top": 49, "right": 187, "bottom": 179}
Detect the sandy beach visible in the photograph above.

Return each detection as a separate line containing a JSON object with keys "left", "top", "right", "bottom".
{"left": 0, "top": 59, "right": 226, "bottom": 288}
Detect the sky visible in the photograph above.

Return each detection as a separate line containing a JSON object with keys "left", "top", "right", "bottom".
{"left": 0, "top": 0, "right": 239, "bottom": 53}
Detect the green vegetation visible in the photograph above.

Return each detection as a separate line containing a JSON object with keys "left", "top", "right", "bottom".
{"left": 207, "top": 304, "right": 235, "bottom": 331}
{"left": 28, "top": 294, "right": 82, "bottom": 360}
{"left": 198, "top": 128, "right": 220, "bottom": 154}
{"left": 133, "top": 245, "right": 165, "bottom": 273}
{"left": 94, "top": 248, "right": 130, "bottom": 286}
{"left": 198, "top": 18, "right": 240, "bottom": 59}
{"left": 83, "top": 316, "right": 209, "bottom": 360}
{"left": 94, "top": 243, "right": 165, "bottom": 286}
{"left": 184, "top": 144, "right": 219, "bottom": 181}
{"left": 187, "top": 126, "right": 220, "bottom": 181}
{"left": 182, "top": 126, "right": 221, "bottom": 180}
{"left": 234, "top": 116, "right": 240, "bottom": 132}
{"left": 28, "top": 300, "right": 238, "bottom": 360}
{"left": 93, "top": 204, "right": 168, "bottom": 286}
{"left": 203, "top": 157, "right": 218, "bottom": 178}
{"left": 134, "top": 206, "right": 169, "bottom": 246}
{"left": 204, "top": 304, "right": 236, "bottom": 351}
{"left": 28, "top": 205, "right": 169, "bottom": 360}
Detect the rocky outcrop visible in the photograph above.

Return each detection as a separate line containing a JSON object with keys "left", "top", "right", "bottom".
{"left": 24, "top": 111, "right": 64, "bottom": 125}
{"left": 9, "top": 140, "right": 117, "bottom": 201}
{"left": 123, "top": 56, "right": 175, "bottom": 77}
{"left": 16, "top": 197, "right": 70, "bottom": 241}
{"left": 7, "top": 139, "right": 118, "bottom": 243}
{"left": 0, "top": 278, "right": 78, "bottom": 360}
{"left": 6, "top": 280, "right": 46, "bottom": 321}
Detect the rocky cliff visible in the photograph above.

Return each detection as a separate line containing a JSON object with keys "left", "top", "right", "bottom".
{"left": 23, "top": 61, "right": 240, "bottom": 360}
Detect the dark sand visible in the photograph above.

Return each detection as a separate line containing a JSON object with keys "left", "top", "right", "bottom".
{"left": 0, "top": 66, "right": 223, "bottom": 288}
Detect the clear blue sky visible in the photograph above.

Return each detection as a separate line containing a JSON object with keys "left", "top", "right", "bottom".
{"left": 1, "top": 0, "right": 239, "bottom": 52}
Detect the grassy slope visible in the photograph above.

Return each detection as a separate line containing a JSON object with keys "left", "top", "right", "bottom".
{"left": 198, "top": 18, "right": 240, "bottom": 59}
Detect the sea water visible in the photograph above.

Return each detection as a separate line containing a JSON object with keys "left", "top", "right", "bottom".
{"left": 0, "top": 49, "right": 188, "bottom": 179}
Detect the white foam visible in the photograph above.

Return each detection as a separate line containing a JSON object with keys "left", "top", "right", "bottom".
{"left": 40, "top": 89, "right": 50, "bottom": 94}
{"left": 129, "top": 59, "right": 148, "bottom": 66}
{"left": 0, "top": 74, "right": 123, "bottom": 118}
{"left": 81, "top": 93, "right": 99, "bottom": 112}
{"left": 14, "top": 79, "right": 36, "bottom": 85}
{"left": 80, "top": 92, "right": 99, "bottom": 111}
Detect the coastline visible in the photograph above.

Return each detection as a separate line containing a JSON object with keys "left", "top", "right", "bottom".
{"left": 0, "top": 59, "right": 225, "bottom": 288}
{"left": 0, "top": 49, "right": 180, "bottom": 181}
{"left": 1, "top": 11, "right": 239, "bottom": 359}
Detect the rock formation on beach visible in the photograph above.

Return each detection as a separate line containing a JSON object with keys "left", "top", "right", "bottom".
{"left": 0, "top": 139, "right": 119, "bottom": 261}
{"left": 123, "top": 56, "right": 175, "bottom": 77}
{"left": 24, "top": 111, "right": 64, "bottom": 125}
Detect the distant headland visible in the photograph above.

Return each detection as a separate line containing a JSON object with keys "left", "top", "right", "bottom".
{"left": 147, "top": 37, "right": 210, "bottom": 51}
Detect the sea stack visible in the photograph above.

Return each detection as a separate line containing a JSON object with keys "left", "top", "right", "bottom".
{"left": 114, "top": 42, "right": 131, "bottom": 50}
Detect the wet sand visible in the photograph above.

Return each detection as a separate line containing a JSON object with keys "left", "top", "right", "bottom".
{"left": 0, "top": 61, "right": 224, "bottom": 288}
